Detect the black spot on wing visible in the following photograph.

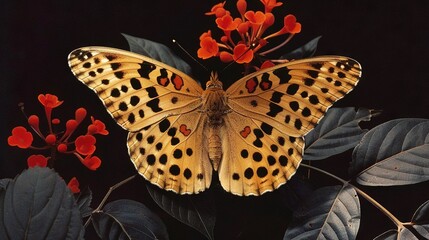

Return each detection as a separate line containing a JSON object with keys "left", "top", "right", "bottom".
{"left": 138, "top": 62, "right": 156, "bottom": 79}
{"left": 146, "top": 98, "right": 163, "bottom": 112}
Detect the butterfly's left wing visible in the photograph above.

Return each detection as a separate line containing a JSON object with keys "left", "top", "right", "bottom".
{"left": 220, "top": 56, "right": 361, "bottom": 196}
{"left": 68, "top": 47, "right": 213, "bottom": 194}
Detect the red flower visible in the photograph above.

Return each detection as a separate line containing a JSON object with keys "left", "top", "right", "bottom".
{"left": 81, "top": 155, "right": 101, "bottom": 171}
{"left": 220, "top": 51, "right": 234, "bottom": 63}
{"left": 87, "top": 117, "right": 109, "bottom": 135}
{"left": 244, "top": 11, "right": 266, "bottom": 26}
{"left": 282, "top": 14, "right": 301, "bottom": 34}
{"left": 75, "top": 135, "right": 96, "bottom": 155}
{"left": 199, "top": 30, "right": 212, "bottom": 40}
{"left": 233, "top": 44, "right": 254, "bottom": 63}
{"left": 237, "top": 21, "right": 250, "bottom": 34}
{"left": 237, "top": 0, "right": 247, "bottom": 15}
{"left": 75, "top": 108, "right": 87, "bottom": 124}
{"left": 38, "top": 94, "right": 63, "bottom": 109}
{"left": 63, "top": 119, "right": 78, "bottom": 139}
{"left": 260, "top": 60, "right": 275, "bottom": 69}
{"left": 197, "top": 37, "right": 219, "bottom": 59}
{"left": 27, "top": 154, "right": 48, "bottom": 168}
{"left": 216, "top": 14, "right": 240, "bottom": 31}
{"left": 45, "top": 134, "right": 57, "bottom": 145}
{"left": 57, "top": 143, "right": 68, "bottom": 153}
{"left": 8, "top": 126, "right": 33, "bottom": 149}
{"left": 206, "top": 2, "right": 227, "bottom": 17}
{"left": 28, "top": 115, "right": 40, "bottom": 132}
{"left": 260, "top": 0, "right": 283, "bottom": 13}
{"left": 67, "top": 177, "right": 80, "bottom": 194}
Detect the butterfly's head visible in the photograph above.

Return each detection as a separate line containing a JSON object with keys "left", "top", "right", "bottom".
{"left": 206, "top": 72, "right": 223, "bottom": 89}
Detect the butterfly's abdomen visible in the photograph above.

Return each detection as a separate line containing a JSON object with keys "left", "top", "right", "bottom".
{"left": 208, "top": 127, "right": 222, "bottom": 171}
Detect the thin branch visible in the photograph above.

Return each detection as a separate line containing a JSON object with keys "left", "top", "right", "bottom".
{"left": 84, "top": 174, "right": 137, "bottom": 228}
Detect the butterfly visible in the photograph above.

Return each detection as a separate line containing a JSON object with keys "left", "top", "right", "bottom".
{"left": 68, "top": 46, "right": 361, "bottom": 196}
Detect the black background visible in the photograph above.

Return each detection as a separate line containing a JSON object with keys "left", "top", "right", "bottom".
{"left": 2, "top": 1, "right": 429, "bottom": 239}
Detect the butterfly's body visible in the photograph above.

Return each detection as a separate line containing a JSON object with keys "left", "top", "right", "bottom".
{"left": 68, "top": 46, "right": 361, "bottom": 196}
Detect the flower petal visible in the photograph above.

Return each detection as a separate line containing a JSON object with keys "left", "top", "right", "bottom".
{"left": 27, "top": 154, "right": 48, "bottom": 168}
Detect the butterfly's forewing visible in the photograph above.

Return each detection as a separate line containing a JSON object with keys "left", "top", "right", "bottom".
{"left": 222, "top": 56, "right": 361, "bottom": 195}
{"left": 68, "top": 47, "right": 212, "bottom": 194}
{"left": 68, "top": 47, "right": 203, "bottom": 131}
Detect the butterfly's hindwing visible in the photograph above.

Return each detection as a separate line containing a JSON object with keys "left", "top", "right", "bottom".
{"left": 127, "top": 111, "right": 212, "bottom": 194}
{"left": 219, "top": 111, "right": 304, "bottom": 196}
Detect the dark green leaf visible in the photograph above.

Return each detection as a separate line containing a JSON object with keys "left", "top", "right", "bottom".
{"left": 374, "top": 228, "right": 421, "bottom": 240}
{"left": 304, "top": 107, "right": 375, "bottom": 160}
{"left": 3, "top": 167, "right": 83, "bottom": 240}
{"left": 281, "top": 36, "right": 322, "bottom": 60}
{"left": 350, "top": 118, "right": 429, "bottom": 186}
{"left": 412, "top": 200, "right": 429, "bottom": 223}
{"left": 373, "top": 229, "right": 397, "bottom": 240}
{"left": 92, "top": 199, "right": 169, "bottom": 240}
{"left": 278, "top": 177, "right": 314, "bottom": 210}
{"left": 410, "top": 200, "right": 429, "bottom": 238}
{"left": 284, "top": 185, "right": 360, "bottom": 240}
{"left": 0, "top": 179, "right": 11, "bottom": 190}
{"left": 75, "top": 187, "right": 93, "bottom": 218}
{"left": 0, "top": 190, "right": 8, "bottom": 240}
{"left": 121, "top": 33, "right": 192, "bottom": 75}
{"left": 146, "top": 183, "right": 215, "bottom": 240}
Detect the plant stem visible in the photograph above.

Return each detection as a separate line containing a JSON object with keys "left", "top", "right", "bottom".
{"left": 84, "top": 174, "right": 137, "bottom": 228}
{"left": 300, "top": 163, "right": 404, "bottom": 230}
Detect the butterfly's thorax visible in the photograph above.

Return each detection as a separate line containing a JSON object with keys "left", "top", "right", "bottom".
{"left": 202, "top": 73, "right": 229, "bottom": 170}
{"left": 202, "top": 73, "right": 229, "bottom": 126}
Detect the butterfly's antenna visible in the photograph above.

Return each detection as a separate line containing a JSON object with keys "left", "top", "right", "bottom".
{"left": 219, "top": 42, "right": 257, "bottom": 75}
{"left": 172, "top": 39, "right": 209, "bottom": 73}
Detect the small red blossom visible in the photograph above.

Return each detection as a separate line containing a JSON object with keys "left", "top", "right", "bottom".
{"left": 233, "top": 44, "right": 254, "bottom": 63}
{"left": 64, "top": 119, "right": 78, "bottom": 138}
{"left": 75, "top": 135, "right": 96, "bottom": 156}
{"left": 52, "top": 118, "right": 60, "bottom": 124}
{"left": 45, "top": 134, "right": 56, "bottom": 145}
{"left": 67, "top": 177, "right": 80, "bottom": 194}
{"left": 81, "top": 155, "right": 102, "bottom": 171}
{"left": 57, "top": 143, "right": 68, "bottom": 153}
{"left": 260, "top": 0, "right": 283, "bottom": 13}
{"left": 260, "top": 60, "right": 275, "bottom": 69}
{"left": 88, "top": 117, "right": 109, "bottom": 135}
{"left": 237, "top": 21, "right": 250, "bottom": 34}
{"left": 220, "top": 51, "right": 234, "bottom": 63}
{"left": 216, "top": 14, "right": 240, "bottom": 31}
{"left": 8, "top": 126, "right": 33, "bottom": 149}
{"left": 28, "top": 115, "right": 40, "bottom": 130}
{"left": 263, "top": 12, "right": 275, "bottom": 28}
{"left": 245, "top": 11, "right": 266, "bottom": 26}
{"left": 27, "top": 154, "right": 48, "bottom": 168}
{"left": 282, "top": 14, "right": 301, "bottom": 34}
{"left": 38, "top": 94, "right": 63, "bottom": 109}
{"left": 75, "top": 108, "right": 87, "bottom": 124}
{"left": 206, "top": 1, "right": 227, "bottom": 17}
{"left": 197, "top": 37, "right": 219, "bottom": 59}
{"left": 199, "top": 30, "right": 212, "bottom": 40}
{"left": 237, "top": 0, "right": 247, "bottom": 15}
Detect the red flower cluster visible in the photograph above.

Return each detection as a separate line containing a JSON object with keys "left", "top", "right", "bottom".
{"left": 198, "top": 0, "right": 301, "bottom": 69}
{"left": 7, "top": 94, "right": 108, "bottom": 193}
